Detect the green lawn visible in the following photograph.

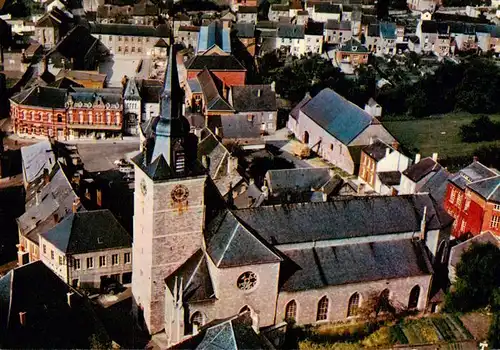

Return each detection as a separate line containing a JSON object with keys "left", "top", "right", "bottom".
{"left": 383, "top": 113, "right": 500, "bottom": 159}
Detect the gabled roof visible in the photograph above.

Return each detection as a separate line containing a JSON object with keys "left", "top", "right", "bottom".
{"left": 206, "top": 211, "right": 281, "bottom": 268}
{"left": 277, "top": 23, "right": 304, "bottom": 38}
{"left": 467, "top": 175, "right": 500, "bottom": 203}
{"left": 197, "top": 68, "right": 234, "bottom": 112}
{"left": 198, "top": 21, "right": 231, "bottom": 53}
{"left": 421, "top": 20, "right": 438, "bottom": 34}
{"left": 89, "top": 23, "right": 171, "bottom": 37}
{"left": 363, "top": 139, "right": 392, "bottom": 161}
{"left": 449, "top": 231, "right": 500, "bottom": 268}
{"left": 325, "top": 19, "right": 351, "bottom": 30}
{"left": 238, "top": 6, "right": 258, "bottom": 13}
{"left": 0, "top": 261, "right": 109, "bottom": 349}
{"left": 403, "top": 157, "right": 442, "bottom": 183}
{"left": 41, "top": 210, "right": 131, "bottom": 254}
{"left": 266, "top": 167, "right": 332, "bottom": 193}
{"left": 49, "top": 76, "right": 83, "bottom": 89}
{"left": 233, "top": 22, "right": 255, "bottom": 38}
{"left": 165, "top": 249, "right": 216, "bottom": 303}
{"left": 230, "top": 85, "right": 276, "bottom": 112}
{"left": 20, "top": 141, "right": 56, "bottom": 184}
{"left": 186, "top": 55, "right": 246, "bottom": 71}
{"left": 11, "top": 86, "right": 66, "bottom": 109}
{"left": 280, "top": 239, "right": 433, "bottom": 292}
{"left": 449, "top": 161, "right": 498, "bottom": 190}
{"left": 339, "top": 38, "right": 368, "bottom": 53}
{"left": 314, "top": 3, "right": 341, "bottom": 13}
{"left": 299, "top": 88, "right": 374, "bottom": 145}
{"left": 233, "top": 194, "right": 450, "bottom": 246}
{"left": 378, "top": 171, "right": 401, "bottom": 186}
{"left": 305, "top": 21, "right": 324, "bottom": 36}
{"left": 289, "top": 93, "right": 311, "bottom": 121}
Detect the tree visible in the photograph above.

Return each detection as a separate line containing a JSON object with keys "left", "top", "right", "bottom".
{"left": 445, "top": 243, "right": 500, "bottom": 312}
{"left": 459, "top": 116, "right": 500, "bottom": 143}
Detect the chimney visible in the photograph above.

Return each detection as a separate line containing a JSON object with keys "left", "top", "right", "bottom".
{"left": 432, "top": 152, "right": 438, "bottom": 162}
{"left": 473, "top": 155, "right": 478, "bottom": 162}
{"left": 257, "top": 89, "right": 261, "bottom": 97}
{"left": 261, "top": 185, "right": 269, "bottom": 199}
{"left": 67, "top": 291, "right": 75, "bottom": 307}
{"left": 385, "top": 147, "right": 390, "bottom": 158}
{"left": 369, "top": 137, "right": 374, "bottom": 145}
{"left": 415, "top": 153, "right": 421, "bottom": 164}
{"left": 270, "top": 81, "right": 276, "bottom": 92}
{"left": 391, "top": 141, "right": 399, "bottom": 150}
{"left": 328, "top": 168, "right": 336, "bottom": 178}
{"left": 419, "top": 206, "right": 427, "bottom": 240}
{"left": 43, "top": 168, "right": 50, "bottom": 185}
{"left": 53, "top": 213, "right": 59, "bottom": 224}
{"left": 215, "top": 127, "right": 221, "bottom": 137}
{"left": 19, "top": 312, "right": 27, "bottom": 326}
{"left": 72, "top": 198, "right": 80, "bottom": 213}
{"left": 202, "top": 155, "right": 209, "bottom": 169}
{"left": 35, "top": 190, "right": 42, "bottom": 206}
{"left": 222, "top": 81, "right": 227, "bottom": 99}
{"left": 249, "top": 177, "right": 255, "bottom": 185}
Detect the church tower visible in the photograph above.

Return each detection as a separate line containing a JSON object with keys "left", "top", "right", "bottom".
{"left": 131, "top": 47, "right": 208, "bottom": 334}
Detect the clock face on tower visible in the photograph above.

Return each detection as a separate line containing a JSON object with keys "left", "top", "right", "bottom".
{"left": 171, "top": 184, "right": 189, "bottom": 203}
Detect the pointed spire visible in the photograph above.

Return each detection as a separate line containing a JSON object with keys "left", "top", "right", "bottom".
{"left": 151, "top": 45, "right": 183, "bottom": 164}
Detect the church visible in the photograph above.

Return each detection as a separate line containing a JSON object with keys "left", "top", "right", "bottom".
{"left": 131, "top": 47, "right": 452, "bottom": 347}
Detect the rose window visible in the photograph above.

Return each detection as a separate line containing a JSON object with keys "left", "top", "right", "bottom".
{"left": 237, "top": 271, "right": 257, "bottom": 291}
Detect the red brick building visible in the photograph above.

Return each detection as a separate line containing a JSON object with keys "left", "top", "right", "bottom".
{"left": 444, "top": 160, "right": 500, "bottom": 238}
{"left": 185, "top": 54, "right": 247, "bottom": 86}
{"left": 10, "top": 86, "right": 124, "bottom": 140}
{"left": 11, "top": 86, "right": 68, "bottom": 139}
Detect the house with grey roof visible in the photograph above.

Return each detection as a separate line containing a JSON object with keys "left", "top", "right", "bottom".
{"left": 0, "top": 261, "right": 110, "bottom": 349}
{"left": 324, "top": 20, "right": 352, "bottom": 45}
{"left": 269, "top": 4, "right": 290, "bottom": 21}
{"left": 264, "top": 167, "right": 355, "bottom": 204}
{"left": 311, "top": 3, "right": 341, "bottom": 23}
{"left": 400, "top": 154, "right": 441, "bottom": 195}
{"left": 287, "top": 88, "right": 397, "bottom": 174}
{"left": 359, "top": 139, "right": 411, "bottom": 195}
{"left": 228, "top": 84, "right": 278, "bottom": 134}
{"left": 17, "top": 141, "right": 83, "bottom": 266}
{"left": 39, "top": 209, "right": 132, "bottom": 290}
{"left": 276, "top": 23, "right": 305, "bottom": 56}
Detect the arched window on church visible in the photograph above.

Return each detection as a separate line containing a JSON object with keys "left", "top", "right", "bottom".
{"left": 316, "top": 296, "right": 328, "bottom": 321}
{"left": 408, "top": 285, "right": 420, "bottom": 309}
{"left": 191, "top": 311, "right": 204, "bottom": 334}
{"left": 347, "top": 292, "right": 360, "bottom": 317}
{"left": 285, "top": 300, "right": 297, "bottom": 322}
{"left": 379, "top": 289, "right": 390, "bottom": 313}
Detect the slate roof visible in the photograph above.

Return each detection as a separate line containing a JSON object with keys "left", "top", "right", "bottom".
{"left": 363, "top": 139, "right": 391, "bottom": 161}
{"left": 233, "top": 22, "right": 255, "bottom": 38}
{"left": 305, "top": 22, "right": 324, "bottom": 36}
{"left": 238, "top": 6, "right": 258, "bottom": 13}
{"left": 206, "top": 211, "right": 281, "bottom": 268}
{"left": 280, "top": 239, "right": 433, "bottom": 292}
{"left": 299, "top": 88, "right": 374, "bottom": 145}
{"left": 367, "top": 23, "right": 379, "bottom": 37}
{"left": 0, "top": 261, "right": 109, "bottom": 349}
{"left": 271, "top": 4, "right": 290, "bottom": 11}
{"left": 21, "top": 141, "right": 56, "bottom": 184}
{"left": 165, "top": 249, "right": 216, "bottom": 303}
{"left": 421, "top": 20, "right": 438, "bottom": 34}
{"left": 186, "top": 55, "right": 246, "bottom": 71}
{"left": 89, "top": 23, "right": 171, "bottom": 37}
{"left": 171, "top": 313, "right": 274, "bottom": 350}
{"left": 197, "top": 68, "right": 233, "bottom": 112}
{"left": 378, "top": 171, "right": 401, "bottom": 186}
{"left": 230, "top": 85, "right": 276, "bottom": 112}
{"left": 380, "top": 22, "right": 397, "bottom": 39}
{"left": 11, "top": 86, "right": 66, "bottom": 109}
{"left": 266, "top": 167, "right": 332, "bottom": 193}
{"left": 419, "top": 167, "right": 452, "bottom": 205}
{"left": 277, "top": 24, "right": 305, "bottom": 38}
{"left": 139, "top": 79, "right": 163, "bottom": 103}
{"left": 325, "top": 20, "right": 351, "bottom": 30}
{"left": 56, "top": 69, "right": 107, "bottom": 83}
{"left": 41, "top": 210, "right": 131, "bottom": 254}
{"left": 49, "top": 76, "right": 83, "bottom": 89}
{"left": 233, "top": 194, "right": 450, "bottom": 246}
{"left": 467, "top": 175, "right": 500, "bottom": 203}
{"left": 217, "top": 114, "right": 263, "bottom": 139}
{"left": 449, "top": 161, "right": 499, "bottom": 190}
{"left": 68, "top": 88, "right": 122, "bottom": 105}
{"left": 314, "top": 3, "right": 341, "bottom": 13}
{"left": 403, "top": 157, "right": 442, "bottom": 183}
{"left": 17, "top": 166, "right": 81, "bottom": 243}
{"left": 339, "top": 38, "right": 368, "bottom": 53}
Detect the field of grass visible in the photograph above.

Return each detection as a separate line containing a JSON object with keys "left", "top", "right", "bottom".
{"left": 383, "top": 113, "right": 500, "bottom": 159}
